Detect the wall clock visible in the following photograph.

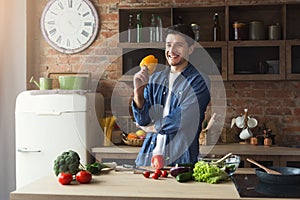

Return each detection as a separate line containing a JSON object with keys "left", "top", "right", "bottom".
{"left": 41, "top": 0, "right": 99, "bottom": 54}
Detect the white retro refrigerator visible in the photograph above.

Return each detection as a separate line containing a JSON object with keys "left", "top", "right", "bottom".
{"left": 15, "top": 91, "right": 104, "bottom": 188}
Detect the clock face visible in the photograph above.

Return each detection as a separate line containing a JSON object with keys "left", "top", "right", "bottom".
{"left": 41, "top": 0, "right": 99, "bottom": 54}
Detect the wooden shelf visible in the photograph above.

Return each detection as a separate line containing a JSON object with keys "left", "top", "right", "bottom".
{"left": 228, "top": 41, "right": 285, "bottom": 80}
{"left": 286, "top": 40, "right": 300, "bottom": 80}
{"left": 118, "top": 2, "right": 300, "bottom": 81}
{"left": 118, "top": 42, "right": 165, "bottom": 49}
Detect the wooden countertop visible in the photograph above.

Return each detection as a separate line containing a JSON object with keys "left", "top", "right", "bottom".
{"left": 92, "top": 143, "right": 300, "bottom": 168}
{"left": 92, "top": 143, "right": 300, "bottom": 157}
{"left": 10, "top": 168, "right": 296, "bottom": 200}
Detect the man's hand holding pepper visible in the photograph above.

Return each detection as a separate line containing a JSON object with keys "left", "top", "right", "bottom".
{"left": 133, "top": 66, "right": 149, "bottom": 109}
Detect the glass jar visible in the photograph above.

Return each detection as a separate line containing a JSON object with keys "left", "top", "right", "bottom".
{"left": 233, "top": 22, "right": 247, "bottom": 40}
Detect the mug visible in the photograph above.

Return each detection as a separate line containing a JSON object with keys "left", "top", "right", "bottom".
{"left": 235, "top": 116, "right": 245, "bottom": 128}
{"left": 247, "top": 117, "right": 258, "bottom": 128}
{"left": 39, "top": 78, "right": 53, "bottom": 90}
{"left": 239, "top": 127, "right": 253, "bottom": 140}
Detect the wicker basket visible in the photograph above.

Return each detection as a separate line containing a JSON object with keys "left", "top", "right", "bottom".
{"left": 199, "top": 129, "right": 207, "bottom": 145}
{"left": 122, "top": 137, "right": 144, "bottom": 147}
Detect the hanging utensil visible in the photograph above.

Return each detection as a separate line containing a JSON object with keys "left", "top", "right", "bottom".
{"left": 247, "top": 117, "right": 258, "bottom": 128}
{"left": 246, "top": 158, "right": 281, "bottom": 175}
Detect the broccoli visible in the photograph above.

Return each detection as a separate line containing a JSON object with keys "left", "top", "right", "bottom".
{"left": 85, "top": 162, "right": 108, "bottom": 174}
{"left": 53, "top": 150, "right": 80, "bottom": 176}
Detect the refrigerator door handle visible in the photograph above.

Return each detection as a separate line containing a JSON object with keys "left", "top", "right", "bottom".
{"left": 35, "top": 111, "right": 62, "bottom": 116}
{"left": 17, "top": 147, "right": 41, "bottom": 153}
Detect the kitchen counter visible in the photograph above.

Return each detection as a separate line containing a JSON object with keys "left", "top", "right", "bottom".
{"left": 9, "top": 169, "right": 295, "bottom": 200}
{"left": 92, "top": 143, "right": 300, "bottom": 167}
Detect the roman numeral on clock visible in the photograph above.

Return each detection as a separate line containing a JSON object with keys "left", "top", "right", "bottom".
{"left": 49, "top": 28, "right": 56, "bottom": 36}
{"left": 68, "top": 0, "right": 73, "bottom": 8}
{"left": 77, "top": 3, "right": 82, "bottom": 11}
{"left": 82, "top": 12, "right": 90, "bottom": 17}
{"left": 84, "top": 22, "right": 92, "bottom": 26}
{"left": 50, "top": 11, "right": 58, "bottom": 16}
{"left": 58, "top": 1, "right": 64, "bottom": 9}
{"left": 56, "top": 35, "right": 62, "bottom": 44}
{"left": 47, "top": 21, "right": 55, "bottom": 25}
{"left": 81, "top": 30, "right": 89, "bottom": 37}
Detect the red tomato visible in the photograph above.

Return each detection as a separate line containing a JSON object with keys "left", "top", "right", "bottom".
{"left": 151, "top": 173, "right": 159, "bottom": 179}
{"left": 76, "top": 170, "right": 92, "bottom": 184}
{"left": 161, "top": 170, "right": 168, "bottom": 177}
{"left": 155, "top": 169, "right": 162, "bottom": 177}
{"left": 58, "top": 172, "right": 73, "bottom": 185}
{"left": 143, "top": 171, "right": 151, "bottom": 178}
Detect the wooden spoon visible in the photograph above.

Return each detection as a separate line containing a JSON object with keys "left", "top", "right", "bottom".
{"left": 212, "top": 152, "right": 233, "bottom": 164}
{"left": 246, "top": 158, "right": 281, "bottom": 175}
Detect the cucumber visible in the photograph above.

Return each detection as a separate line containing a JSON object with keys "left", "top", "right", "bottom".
{"left": 176, "top": 171, "right": 193, "bottom": 183}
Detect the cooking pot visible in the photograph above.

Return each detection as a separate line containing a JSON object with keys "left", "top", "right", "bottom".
{"left": 255, "top": 167, "right": 300, "bottom": 184}
{"left": 58, "top": 76, "right": 89, "bottom": 90}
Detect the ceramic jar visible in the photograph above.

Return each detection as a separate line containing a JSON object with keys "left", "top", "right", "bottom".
{"left": 268, "top": 24, "right": 281, "bottom": 40}
{"left": 249, "top": 21, "right": 265, "bottom": 40}
{"left": 264, "top": 138, "right": 272, "bottom": 147}
{"left": 250, "top": 137, "right": 258, "bottom": 145}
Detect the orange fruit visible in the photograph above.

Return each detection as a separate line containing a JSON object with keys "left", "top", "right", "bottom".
{"left": 139, "top": 55, "right": 158, "bottom": 75}
{"left": 127, "top": 132, "right": 138, "bottom": 139}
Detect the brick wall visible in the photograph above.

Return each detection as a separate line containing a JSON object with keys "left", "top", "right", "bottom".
{"left": 30, "top": 0, "right": 300, "bottom": 145}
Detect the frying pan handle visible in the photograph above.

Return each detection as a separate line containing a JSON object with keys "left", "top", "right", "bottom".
{"left": 247, "top": 158, "right": 265, "bottom": 169}
{"left": 246, "top": 158, "right": 281, "bottom": 175}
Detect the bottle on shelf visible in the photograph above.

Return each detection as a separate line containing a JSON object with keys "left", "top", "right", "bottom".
{"left": 177, "top": 16, "right": 183, "bottom": 25}
{"left": 156, "top": 15, "right": 163, "bottom": 42}
{"left": 213, "top": 13, "right": 221, "bottom": 41}
{"left": 149, "top": 14, "right": 156, "bottom": 42}
{"left": 191, "top": 24, "right": 200, "bottom": 42}
{"left": 136, "top": 13, "right": 142, "bottom": 43}
{"left": 127, "top": 14, "right": 134, "bottom": 42}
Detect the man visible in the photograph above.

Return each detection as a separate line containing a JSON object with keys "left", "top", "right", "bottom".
{"left": 132, "top": 24, "right": 211, "bottom": 169}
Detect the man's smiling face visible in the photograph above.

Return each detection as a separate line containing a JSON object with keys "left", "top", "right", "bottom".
{"left": 165, "top": 33, "right": 194, "bottom": 69}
